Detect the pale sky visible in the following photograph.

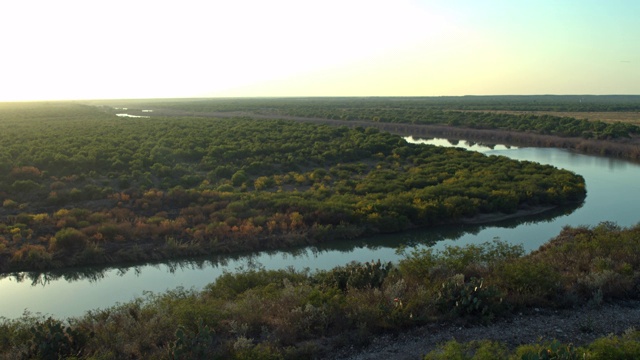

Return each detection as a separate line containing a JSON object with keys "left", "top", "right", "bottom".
{"left": 1, "top": 0, "right": 639, "bottom": 101}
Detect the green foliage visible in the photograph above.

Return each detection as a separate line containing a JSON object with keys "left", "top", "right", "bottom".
{"left": 423, "top": 340, "right": 510, "bottom": 360}
{"left": 317, "top": 260, "right": 393, "bottom": 291}
{"left": 24, "top": 317, "right": 86, "bottom": 360}
{"left": 399, "top": 240, "right": 524, "bottom": 285}
{"left": 423, "top": 332, "right": 640, "bottom": 360}
{"left": 171, "top": 319, "right": 217, "bottom": 360}
{"left": 587, "top": 330, "right": 640, "bottom": 359}
{"left": 516, "top": 340, "right": 583, "bottom": 360}
{"left": 231, "top": 170, "right": 248, "bottom": 187}
{"left": 494, "top": 258, "right": 561, "bottom": 306}
{"left": 0, "top": 102, "right": 585, "bottom": 272}
{"left": 51, "top": 227, "right": 88, "bottom": 252}
{"left": 435, "top": 276, "right": 504, "bottom": 321}
{"left": 205, "top": 268, "right": 308, "bottom": 300}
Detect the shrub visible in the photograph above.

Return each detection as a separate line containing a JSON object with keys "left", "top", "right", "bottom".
{"left": 11, "top": 245, "right": 53, "bottom": 270}
{"left": 205, "top": 268, "right": 308, "bottom": 300}
{"left": 11, "top": 180, "right": 44, "bottom": 193}
{"left": 587, "top": 330, "right": 640, "bottom": 359}
{"left": 494, "top": 258, "right": 561, "bottom": 307}
{"left": 23, "top": 317, "right": 86, "bottom": 360}
{"left": 317, "top": 260, "right": 393, "bottom": 291}
{"left": 399, "top": 240, "right": 524, "bottom": 286}
{"left": 51, "top": 228, "right": 88, "bottom": 252}
{"left": 423, "top": 339, "right": 510, "bottom": 360}
{"left": 2, "top": 199, "right": 18, "bottom": 209}
{"left": 514, "top": 340, "right": 583, "bottom": 360}
{"left": 435, "top": 275, "right": 504, "bottom": 322}
{"left": 171, "top": 319, "right": 218, "bottom": 360}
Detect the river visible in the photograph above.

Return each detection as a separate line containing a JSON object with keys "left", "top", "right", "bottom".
{"left": 1, "top": 137, "right": 639, "bottom": 320}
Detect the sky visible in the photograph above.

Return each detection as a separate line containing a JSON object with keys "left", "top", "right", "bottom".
{"left": 1, "top": 0, "right": 639, "bottom": 101}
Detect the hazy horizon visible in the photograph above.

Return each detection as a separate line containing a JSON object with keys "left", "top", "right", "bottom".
{"left": 2, "top": 0, "right": 639, "bottom": 101}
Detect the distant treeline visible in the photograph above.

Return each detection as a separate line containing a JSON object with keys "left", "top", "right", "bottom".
{"left": 91, "top": 94, "right": 640, "bottom": 112}
{"left": 95, "top": 96, "right": 640, "bottom": 140}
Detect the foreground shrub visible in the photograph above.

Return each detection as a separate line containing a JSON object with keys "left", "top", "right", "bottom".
{"left": 423, "top": 340, "right": 510, "bottom": 360}
{"left": 170, "top": 319, "right": 218, "bottom": 360}
{"left": 435, "top": 275, "right": 505, "bottom": 322}
{"left": 23, "top": 317, "right": 86, "bottom": 360}
{"left": 493, "top": 258, "right": 561, "bottom": 307}
{"left": 398, "top": 240, "right": 524, "bottom": 287}
{"left": 423, "top": 331, "right": 640, "bottom": 360}
{"left": 316, "top": 260, "right": 393, "bottom": 291}
{"left": 586, "top": 330, "right": 640, "bottom": 359}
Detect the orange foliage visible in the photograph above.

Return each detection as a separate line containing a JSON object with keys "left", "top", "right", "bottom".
{"left": 9, "top": 166, "right": 42, "bottom": 180}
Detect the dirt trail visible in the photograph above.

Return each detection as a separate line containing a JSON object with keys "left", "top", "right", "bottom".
{"left": 328, "top": 300, "right": 640, "bottom": 359}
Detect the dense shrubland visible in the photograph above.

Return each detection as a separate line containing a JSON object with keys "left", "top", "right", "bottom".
{"left": 0, "top": 103, "right": 585, "bottom": 272}
{"left": 1, "top": 222, "right": 639, "bottom": 358}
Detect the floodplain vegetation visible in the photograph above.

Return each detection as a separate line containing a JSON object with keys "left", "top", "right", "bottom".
{"left": 1, "top": 97, "right": 640, "bottom": 359}
{"left": 1, "top": 222, "right": 640, "bottom": 358}
{"left": 0, "top": 102, "right": 585, "bottom": 272}
{"left": 110, "top": 96, "right": 640, "bottom": 160}
{"left": 110, "top": 96, "right": 640, "bottom": 139}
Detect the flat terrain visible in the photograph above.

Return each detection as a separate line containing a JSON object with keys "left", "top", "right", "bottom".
{"left": 331, "top": 300, "right": 640, "bottom": 359}
{"left": 461, "top": 110, "right": 640, "bottom": 125}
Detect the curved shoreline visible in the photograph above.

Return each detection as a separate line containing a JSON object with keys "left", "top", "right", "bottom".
{"left": 0, "top": 205, "right": 564, "bottom": 275}
{"left": 144, "top": 108, "right": 640, "bottom": 163}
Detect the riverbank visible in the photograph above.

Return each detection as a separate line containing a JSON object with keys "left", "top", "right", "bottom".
{"left": 3, "top": 222, "right": 640, "bottom": 359}
{"left": 0, "top": 205, "right": 565, "bottom": 275}
{"left": 142, "top": 107, "right": 640, "bottom": 163}
{"left": 460, "top": 205, "right": 556, "bottom": 225}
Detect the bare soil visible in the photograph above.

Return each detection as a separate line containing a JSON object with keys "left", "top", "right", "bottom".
{"left": 329, "top": 300, "right": 640, "bottom": 359}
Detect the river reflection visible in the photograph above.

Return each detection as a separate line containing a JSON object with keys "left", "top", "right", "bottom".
{"left": 0, "top": 201, "right": 580, "bottom": 288}
{"left": 1, "top": 138, "right": 639, "bottom": 319}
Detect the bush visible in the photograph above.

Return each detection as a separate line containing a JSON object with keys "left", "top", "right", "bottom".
{"left": 587, "top": 330, "right": 640, "bottom": 359}
{"left": 11, "top": 245, "right": 53, "bottom": 270}
{"left": 205, "top": 268, "right": 308, "bottom": 300}
{"left": 514, "top": 340, "right": 583, "bottom": 360}
{"left": 171, "top": 319, "right": 218, "bottom": 360}
{"left": 494, "top": 258, "right": 561, "bottom": 307}
{"left": 317, "top": 260, "right": 393, "bottom": 291}
{"left": 423, "top": 339, "right": 510, "bottom": 360}
{"left": 399, "top": 240, "right": 524, "bottom": 286}
{"left": 435, "top": 275, "right": 505, "bottom": 322}
{"left": 23, "top": 317, "right": 86, "bottom": 360}
{"left": 51, "top": 227, "right": 88, "bottom": 252}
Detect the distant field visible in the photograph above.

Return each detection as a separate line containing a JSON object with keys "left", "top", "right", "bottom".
{"left": 465, "top": 110, "right": 640, "bottom": 125}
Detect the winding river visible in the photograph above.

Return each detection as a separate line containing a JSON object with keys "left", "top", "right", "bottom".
{"left": 1, "top": 137, "right": 640, "bottom": 320}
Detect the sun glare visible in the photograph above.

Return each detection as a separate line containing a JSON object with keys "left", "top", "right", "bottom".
{"left": 0, "top": 0, "right": 638, "bottom": 101}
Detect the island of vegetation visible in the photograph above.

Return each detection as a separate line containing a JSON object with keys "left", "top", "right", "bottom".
{"left": 0, "top": 102, "right": 585, "bottom": 272}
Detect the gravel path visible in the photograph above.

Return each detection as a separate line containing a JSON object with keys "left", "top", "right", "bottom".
{"left": 329, "top": 300, "right": 640, "bottom": 359}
